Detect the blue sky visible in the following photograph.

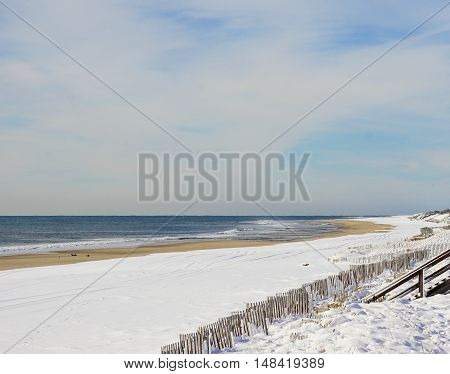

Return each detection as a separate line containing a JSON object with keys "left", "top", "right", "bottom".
{"left": 0, "top": 0, "right": 449, "bottom": 215}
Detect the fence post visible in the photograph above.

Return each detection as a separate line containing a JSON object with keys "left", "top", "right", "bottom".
{"left": 418, "top": 269, "right": 425, "bottom": 298}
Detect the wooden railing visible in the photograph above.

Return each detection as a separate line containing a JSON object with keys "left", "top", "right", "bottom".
{"left": 364, "top": 249, "right": 450, "bottom": 303}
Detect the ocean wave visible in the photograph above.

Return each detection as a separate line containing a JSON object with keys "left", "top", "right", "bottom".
{"left": 0, "top": 236, "right": 176, "bottom": 256}
{"left": 249, "top": 219, "right": 286, "bottom": 227}
{"left": 0, "top": 230, "right": 246, "bottom": 256}
{"left": 0, "top": 218, "right": 338, "bottom": 256}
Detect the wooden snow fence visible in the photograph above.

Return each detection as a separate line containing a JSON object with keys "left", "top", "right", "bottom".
{"left": 161, "top": 242, "right": 449, "bottom": 354}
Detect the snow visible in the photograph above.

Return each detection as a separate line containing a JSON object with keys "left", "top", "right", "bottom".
{"left": 228, "top": 295, "right": 449, "bottom": 354}
{"left": 411, "top": 210, "right": 450, "bottom": 224}
{"left": 0, "top": 216, "right": 447, "bottom": 353}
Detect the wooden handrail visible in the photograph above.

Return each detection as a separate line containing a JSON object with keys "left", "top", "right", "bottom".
{"left": 364, "top": 248, "right": 450, "bottom": 303}
{"left": 388, "top": 263, "right": 450, "bottom": 300}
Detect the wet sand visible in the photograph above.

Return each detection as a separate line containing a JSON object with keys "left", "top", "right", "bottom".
{"left": 0, "top": 219, "right": 392, "bottom": 271}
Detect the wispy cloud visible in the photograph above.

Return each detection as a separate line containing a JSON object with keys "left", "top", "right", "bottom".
{"left": 0, "top": 0, "right": 449, "bottom": 214}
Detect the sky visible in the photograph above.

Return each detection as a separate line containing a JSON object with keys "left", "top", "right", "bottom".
{"left": 0, "top": 0, "right": 449, "bottom": 216}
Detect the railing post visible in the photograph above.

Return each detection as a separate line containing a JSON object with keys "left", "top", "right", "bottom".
{"left": 418, "top": 269, "right": 425, "bottom": 298}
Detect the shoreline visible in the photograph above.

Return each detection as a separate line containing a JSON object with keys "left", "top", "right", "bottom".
{"left": 0, "top": 219, "right": 392, "bottom": 271}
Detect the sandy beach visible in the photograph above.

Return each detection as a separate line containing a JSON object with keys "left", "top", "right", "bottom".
{"left": 0, "top": 219, "right": 391, "bottom": 271}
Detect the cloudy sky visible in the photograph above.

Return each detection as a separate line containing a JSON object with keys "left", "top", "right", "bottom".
{"left": 0, "top": 0, "right": 449, "bottom": 215}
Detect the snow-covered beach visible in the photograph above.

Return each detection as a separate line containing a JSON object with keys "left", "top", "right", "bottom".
{"left": 229, "top": 295, "right": 449, "bottom": 354}
{"left": 0, "top": 215, "right": 448, "bottom": 353}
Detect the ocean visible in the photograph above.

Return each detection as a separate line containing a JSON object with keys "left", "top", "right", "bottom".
{"left": 0, "top": 216, "right": 348, "bottom": 256}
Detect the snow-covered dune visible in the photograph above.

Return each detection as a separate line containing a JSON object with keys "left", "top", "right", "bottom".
{"left": 411, "top": 209, "right": 450, "bottom": 224}
{"left": 0, "top": 216, "right": 445, "bottom": 353}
